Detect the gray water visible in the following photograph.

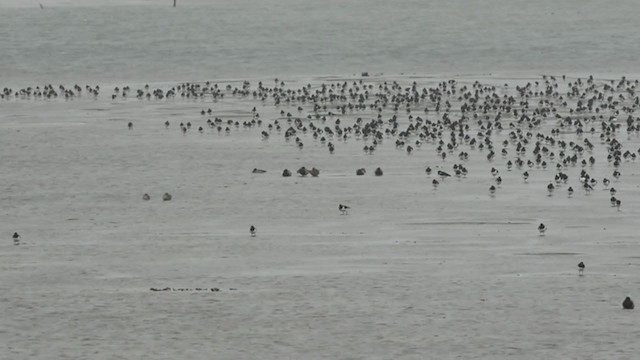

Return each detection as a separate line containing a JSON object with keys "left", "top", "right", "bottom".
{"left": 1, "top": 0, "right": 639, "bottom": 86}
{"left": 4, "top": 1, "right": 640, "bottom": 359}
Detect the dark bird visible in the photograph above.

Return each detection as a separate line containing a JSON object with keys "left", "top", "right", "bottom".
{"left": 623, "top": 297, "right": 634, "bottom": 310}
{"left": 252, "top": 168, "right": 267, "bottom": 174}
{"left": 374, "top": 167, "right": 383, "bottom": 176}
{"left": 339, "top": 204, "right": 350, "bottom": 215}
{"left": 538, "top": 223, "right": 547, "bottom": 235}
{"left": 142, "top": 193, "right": 151, "bottom": 201}
{"left": 162, "top": 193, "right": 172, "bottom": 201}
{"left": 282, "top": 169, "right": 292, "bottom": 177}
{"left": 437, "top": 170, "right": 451, "bottom": 179}
{"left": 578, "top": 261, "right": 585, "bottom": 275}
{"left": 250, "top": 225, "right": 256, "bottom": 237}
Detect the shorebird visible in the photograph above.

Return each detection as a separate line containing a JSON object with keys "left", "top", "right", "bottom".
{"left": 339, "top": 204, "right": 350, "bottom": 215}
{"left": 282, "top": 169, "right": 292, "bottom": 177}
{"left": 142, "top": 193, "right": 151, "bottom": 201}
{"left": 613, "top": 170, "right": 621, "bottom": 180}
{"left": 374, "top": 167, "right": 383, "bottom": 176}
{"left": 252, "top": 168, "right": 266, "bottom": 174}
{"left": 538, "top": 223, "right": 547, "bottom": 235}
{"left": 128, "top": 121, "right": 133, "bottom": 130}
{"left": 249, "top": 225, "right": 256, "bottom": 237}
{"left": 356, "top": 168, "right": 366, "bottom": 176}
{"left": 437, "top": 170, "right": 450, "bottom": 179}
{"left": 523, "top": 171, "right": 529, "bottom": 182}
{"left": 578, "top": 261, "right": 585, "bottom": 275}
{"left": 623, "top": 297, "right": 634, "bottom": 310}
{"left": 489, "top": 185, "right": 496, "bottom": 196}
{"left": 547, "top": 183, "right": 555, "bottom": 195}
{"left": 491, "top": 167, "right": 499, "bottom": 177}
{"left": 567, "top": 186, "right": 574, "bottom": 197}
{"left": 13, "top": 232, "right": 20, "bottom": 245}
{"left": 432, "top": 179, "right": 439, "bottom": 188}
{"left": 297, "top": 167, "right": 309, "bottom": 176}
{"left": 162, "top": 193, "right": 172, "bottom": 201}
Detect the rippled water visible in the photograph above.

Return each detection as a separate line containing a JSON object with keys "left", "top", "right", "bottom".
{"left": 1, "top": 0, "right": 639, "bottom": 86}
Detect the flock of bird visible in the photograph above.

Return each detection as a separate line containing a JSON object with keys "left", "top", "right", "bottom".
{"left": 6, "top": 73, "right": 640, "bottom": 308}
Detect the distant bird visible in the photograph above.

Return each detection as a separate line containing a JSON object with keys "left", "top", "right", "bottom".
{"left": 613, "top": 170, "right": 621, "bottom": 179}
{"left": 374, "top": 167, "right": 383, "bottom": 176}
{"left": 282, "top": 169, "right": 292, "bottom": 177}
{"left": 356, "top": 168, "right": 366, "bottom": 176}
{"left": 252, "top": 168, "right": 266, "bottom": 174}
{"left": 538, "top": 223, "right": 547, "bottom": 235}
{"left": 432, "top": 179, "right": 439, "bottom": 188}
{"left": 339, "top": 204, "right": 350, "bottom": 215}
{"left": 491, "top": 167, "right": 499, "bottom": 177}
{"left": 616, "top": 199, "right": 622, "bottom": 211}
{"left": 162, "top": 193, "right": 172, "bottom": 201}
{"left": 249, "top": 225, "right": 256, "bottom": 237}
{"left": 425, "top": 167, "right": 432, "bottom": 175}
{"left": 567, "top": 186, "right": 574, "bottom": 197}
{"left": 437, "top": 170, "right": 451, "bottom": 179}
{"left": 297, "top": 167, "right": 309, "bottom": 177}
{"left": 523, "top": 171, "right": 529, "bottom": 182}
{"left": 489, "top": 185, "right": 496, "bottom": 196}
{"left": 309, "top": 168, "right": 320, "bottom": 177}
{"left": 547, "top": 183, "right": 555, "bottom": 194}
{"left": 623, "top": 297, "right": 634, "bottom": 310}
{"left": 12, "top": 232, "right": 20, "bottom": 245}
{"left": 128, "top": 121, "right": 133, "bottom": 130}
{"left": 142, "top": 193, "right": 151, "bottom": 201}
{"left": 583, "top": 182, "right": 593, "bottom": 194}
{"left": 578, "top": 261, "right": 585, "bottom": 275}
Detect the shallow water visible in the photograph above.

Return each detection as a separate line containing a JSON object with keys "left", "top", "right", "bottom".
{"left": 2, "top": 74, "right": 640, "bottom": 359}
{"left": 2, "top": 1, "right": 640, "bottom": 359}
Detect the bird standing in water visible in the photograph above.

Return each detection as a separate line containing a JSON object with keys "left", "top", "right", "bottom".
{"left": 578, "top": 261, "right": 585, "bottom": 275}
{"left": 339, "top": 204, "right": 350, "bottom": 215}
{"left": 538, "top": 223, "right": 547, "bottom": 235}
{"left": 249, "top": 225, "right": 256, "bottom": 237}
